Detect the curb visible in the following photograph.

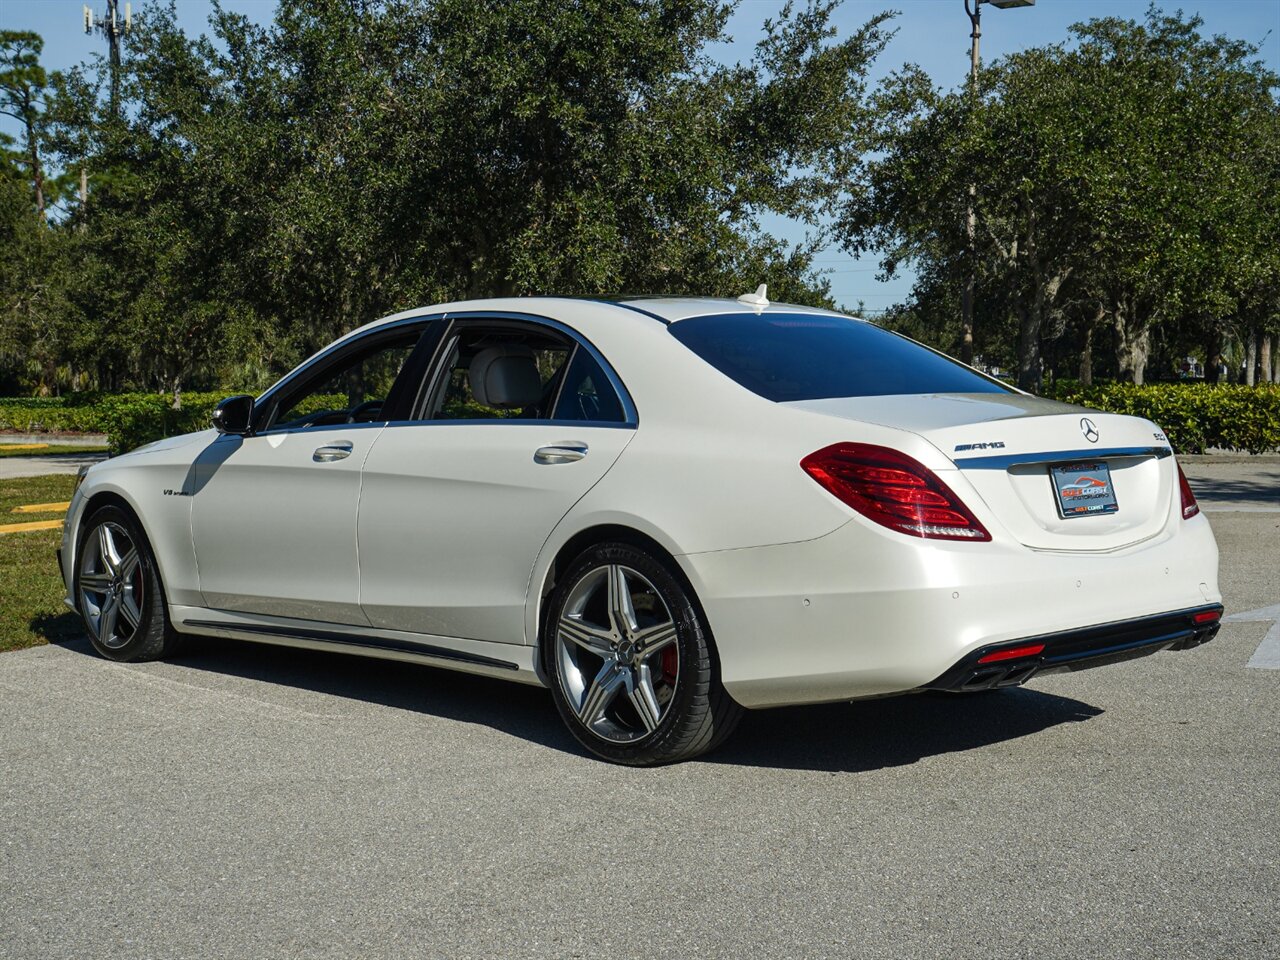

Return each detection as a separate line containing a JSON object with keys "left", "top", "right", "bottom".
{"left": 0, "top": 433, "right": 109, "bottom": 446}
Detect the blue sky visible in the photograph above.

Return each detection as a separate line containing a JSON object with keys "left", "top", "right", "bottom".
{"left": 3, "top": 0, "right": 1277, "bottom": 310}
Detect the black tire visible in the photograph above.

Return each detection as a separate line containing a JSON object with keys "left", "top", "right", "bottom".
{"left": 74, "top": 504, "right": 181, "bottom": 662}
{"left": 544, "top": 541, "right": 742, "bottom": 765}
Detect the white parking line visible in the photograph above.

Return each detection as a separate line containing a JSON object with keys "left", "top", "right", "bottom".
{"left": 1224, "top": 603, "right": 1280, "bottom": 669}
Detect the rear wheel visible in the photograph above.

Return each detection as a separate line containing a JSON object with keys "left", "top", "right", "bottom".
{"left": 75, "top": 505, "right": 181, "bottom": 662}
{"left": 545, "top": 541, "right": 741, "bottom": 765}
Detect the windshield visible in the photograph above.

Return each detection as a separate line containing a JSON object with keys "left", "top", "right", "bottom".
{"left": 669, "top": 312, "right": 1012, "bottom": 402}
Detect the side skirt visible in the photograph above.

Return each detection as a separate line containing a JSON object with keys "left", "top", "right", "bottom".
{"left": 170, "top": 605, "right": 544, "bottom": 687}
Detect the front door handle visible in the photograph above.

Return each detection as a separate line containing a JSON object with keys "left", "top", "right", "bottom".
{"left": 313, "top": 440, "right": 354, "bottom": 462}
{"left": 534, "top": 441, "right": 588, "bottom": 465}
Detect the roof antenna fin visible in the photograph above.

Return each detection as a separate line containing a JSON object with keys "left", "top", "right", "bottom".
{"left": 737, "top": 284, "right": 769, "bottom": 309}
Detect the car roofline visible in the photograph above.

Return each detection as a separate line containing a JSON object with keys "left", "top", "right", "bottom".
{"left": 342, "top": 295, "right": 862, "bottom": 344}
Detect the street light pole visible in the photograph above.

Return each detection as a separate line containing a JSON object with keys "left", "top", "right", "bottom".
{"left": 960, "top": 0, "right": 1033, "bottom": 368}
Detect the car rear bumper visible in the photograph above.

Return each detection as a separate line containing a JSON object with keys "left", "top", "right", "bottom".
{"left": 679, "top": 512, "right": 1221, "bottom": 709}
{"left": 923, "top": 604, "right": 1223, "bottom": 693}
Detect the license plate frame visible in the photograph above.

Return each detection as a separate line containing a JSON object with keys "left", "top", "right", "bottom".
{"left": 1050, "top": 460, "right": 1119, "bottom": 519}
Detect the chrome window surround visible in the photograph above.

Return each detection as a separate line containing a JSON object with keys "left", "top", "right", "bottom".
{"left": 253, "top": 309, "right": 638, "bottom": 434}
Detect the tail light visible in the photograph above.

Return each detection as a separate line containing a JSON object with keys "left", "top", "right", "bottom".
{"left": 801, "top": 443, "right": 991, "bottom": 541}
{"left": 1177, "top": 464, "right": 1199, "bottom": 520}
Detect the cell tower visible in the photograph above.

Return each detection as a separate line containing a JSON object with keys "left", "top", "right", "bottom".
{"left": 84, "top": 1, "right": 131, "bottom": 115}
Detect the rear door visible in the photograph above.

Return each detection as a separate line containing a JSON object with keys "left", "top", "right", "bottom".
{"left": 357, "top": 315, "right": 636, "bottom": 644}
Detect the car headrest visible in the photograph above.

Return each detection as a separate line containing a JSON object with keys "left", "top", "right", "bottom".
{"left": 468, "top": 345, "right": 542, "bottom": 410}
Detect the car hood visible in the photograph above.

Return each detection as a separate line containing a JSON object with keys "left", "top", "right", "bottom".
{"left": 115, "top": 429, "right": 215, "bottom": 459}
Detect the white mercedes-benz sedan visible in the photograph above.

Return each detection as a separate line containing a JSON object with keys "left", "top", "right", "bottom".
{"left": 59, "top": 292, "right": 1223, "bottom": 764}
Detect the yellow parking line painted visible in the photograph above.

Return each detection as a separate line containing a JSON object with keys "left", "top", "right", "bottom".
{"left": 11, "top": 501, "right": 71, "bottom": 514}
{"left": 0, "top": 443, "right": 50, "bottom": 451}
{"left": 0, "top": 519, "right": 64, "bottom": 535}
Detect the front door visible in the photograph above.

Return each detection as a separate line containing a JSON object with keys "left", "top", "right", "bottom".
{"left": 190, "top": 325, "right": 427, "bottom": 624}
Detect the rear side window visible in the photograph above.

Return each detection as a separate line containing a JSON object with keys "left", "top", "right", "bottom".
{"left": 553, "top": 348, "right": 626, "bottom": 423}
{"left": 669, "top": 313, "right": 1012, "bottom": 402}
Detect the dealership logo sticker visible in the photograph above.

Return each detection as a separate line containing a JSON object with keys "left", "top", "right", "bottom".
{"left": 1080, "top": 417, "right": 1100, "bottom": 443}
{"left": 1059, "top": 474, "right": 1110, "bottom": 500}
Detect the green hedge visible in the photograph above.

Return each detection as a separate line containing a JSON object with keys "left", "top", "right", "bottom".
{"left": 4, "top": 381, "right": 1278, "bottom": 456}
{"left": 1046, "top": 382, "right": 1280, "bottom": 454}
{"left": 0, "top": 392, "right": 229, "bottom": 454}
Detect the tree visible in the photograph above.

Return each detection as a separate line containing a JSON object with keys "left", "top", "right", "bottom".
{"left": 1, "top": 0, "right": 898, "bottom": 396}
{"left": 0, "top": 31, "right": 50, "bottom": 223}
{"left": 841, "top": 7, "right": 1280, "bottom": 390}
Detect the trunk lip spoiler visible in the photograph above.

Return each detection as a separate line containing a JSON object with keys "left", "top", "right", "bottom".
{"left": 953, "top": 445, "right": 1173, "bottom": 470}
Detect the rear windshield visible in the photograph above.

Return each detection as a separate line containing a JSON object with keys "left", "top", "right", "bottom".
{"left": 669, "top": 312, "right": 1012, "bottom": 402}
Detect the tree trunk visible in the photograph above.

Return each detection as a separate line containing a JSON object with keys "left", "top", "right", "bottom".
{"left": 1113, "top": 300, "right": 1150, "bottom": 385}
{"left": 1204, "top": 326, "right": 1223, "bottom": 384}
{"left": 23, "top": 101, "right": 45, "bottom": 223}
{"left": 1080, "top": 303, "right": 1103, "bottom": 385}
{"left": 1261, "top": 333, "right": 1273, "bottom": 384}
{"left": 1245, "top": 329, "right": 1257, "bottom": 387}
{"left": 1016, "top": 299, "right": 1042, "bottom": 393}
{"left": 1116, "top": 300, "right": 1146, "bottom": 384}
{"left": 79, "top": 167, "right": 88, "bottom": 230}
{"left": 1015, "top": 197, "right": 1045, "bottom": 394}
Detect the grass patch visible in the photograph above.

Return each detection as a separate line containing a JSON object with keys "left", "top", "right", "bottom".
{"left": 0, "top": 474, "right": 82, "bottom": 653}
{"left": 0, "top": 443, "right": 109, "bottom": 458}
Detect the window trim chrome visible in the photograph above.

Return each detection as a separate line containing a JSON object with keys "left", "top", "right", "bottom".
{"left": 253, "top": 308, "right": 637, "bottom": 436}
{"left": 414, "top": 310, "right": 638, "bottom": 427}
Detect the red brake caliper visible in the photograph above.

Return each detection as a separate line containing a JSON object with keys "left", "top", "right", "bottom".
{"left": 661, "top": 645, "right": 679, "bottom": 683}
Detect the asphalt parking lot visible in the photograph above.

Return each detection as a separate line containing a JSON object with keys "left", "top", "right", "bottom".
{"left": 1, "top": 462, "right": 1277, "bottom": 959}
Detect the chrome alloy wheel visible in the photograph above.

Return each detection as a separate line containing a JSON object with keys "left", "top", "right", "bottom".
{"left": 78, "top": 521, "right": 144, "bottom": 649}
{"left": 555, "top": 564, "right": 681, "bottom": 743}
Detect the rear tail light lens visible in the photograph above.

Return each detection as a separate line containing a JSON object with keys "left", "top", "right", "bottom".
{"left": 801, "top": 443, "right": 991, "bottom": 541}
{"left": 1192, "top": 610, "right": 1220, "bottom": 624}
{"left": 1177, "top": 464, "right": 1200, "bottom": 520}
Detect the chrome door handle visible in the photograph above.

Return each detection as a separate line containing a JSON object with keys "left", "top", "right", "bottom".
{"left": 534, "top": 441, "right": 588, "bottom": 465}
{"left": 313, "top": 440, "right": 354, "bottom": 462}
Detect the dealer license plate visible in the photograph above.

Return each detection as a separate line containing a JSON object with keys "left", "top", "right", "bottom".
{"left": 1050, "top": 461, "right": 1119, "bottom": 519}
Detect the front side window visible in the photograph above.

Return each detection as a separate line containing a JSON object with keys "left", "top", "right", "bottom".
{"left": 669, "top": 312, "right": 1012, "bottom": 402}
{"left": 268, "top": 332, "right": 420, "bottom": 430}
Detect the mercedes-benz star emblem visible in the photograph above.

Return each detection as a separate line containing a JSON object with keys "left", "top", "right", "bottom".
{"left": 1081, "top": 417, "right": 1100, "bottom": 443}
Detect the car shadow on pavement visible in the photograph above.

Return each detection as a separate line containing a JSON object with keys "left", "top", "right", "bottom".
{"left": 43, "top": 626, "right": 1104, "bottom": 773}
{"left": 47, "top": 629, "right": 583, "bottom": 756}
{"left": 709, "top": 690, "right": 1104, "bottom": 773}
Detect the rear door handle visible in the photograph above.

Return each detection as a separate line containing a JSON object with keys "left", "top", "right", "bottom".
{"left": 534, "top": 441, "right": 588, "bottom": 465}
{"left": 313, "top": 440, "right": 354, "bottom": 462}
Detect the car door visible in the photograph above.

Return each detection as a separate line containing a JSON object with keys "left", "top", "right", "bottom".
{"left": 357, "top": 315, "right": 637, "bottom": 645}
{"left": 190, "top": 322, "right": 433, "bottom": 625}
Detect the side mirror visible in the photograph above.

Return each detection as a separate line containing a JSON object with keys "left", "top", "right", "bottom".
{"left": 212, "top": 395, "right": 255, "bottom": 436}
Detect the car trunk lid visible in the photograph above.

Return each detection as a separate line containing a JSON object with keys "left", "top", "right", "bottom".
{"left": 785, "top": 393, "right": 1176, "bottom": 551}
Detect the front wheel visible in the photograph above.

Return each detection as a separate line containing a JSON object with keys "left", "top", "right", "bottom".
{"left": 545, "top": 542, "right": 742, "bottom": 765}
{"left": 74, "top": 505, "right": 181, "bottom": 662}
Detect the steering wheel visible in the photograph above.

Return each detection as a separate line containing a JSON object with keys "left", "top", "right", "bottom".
{"left": 346, "top": 399, "right": 384, "bottom": 423}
